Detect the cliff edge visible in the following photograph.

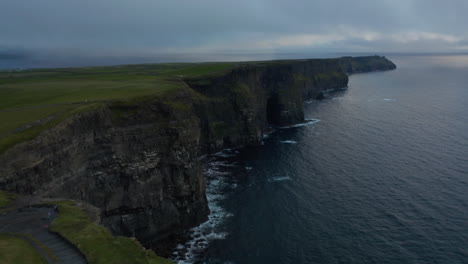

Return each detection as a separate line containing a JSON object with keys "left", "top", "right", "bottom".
{"left": 0, "top": 56, "right": 396, "bottom": 245}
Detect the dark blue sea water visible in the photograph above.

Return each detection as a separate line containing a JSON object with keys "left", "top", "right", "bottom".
{"left": 173, "top": 55, "right": 468, "bottom": 264}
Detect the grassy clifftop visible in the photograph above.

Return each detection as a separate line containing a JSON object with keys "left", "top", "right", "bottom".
{"left": 0, "top": 56, "right": 395, "bottom": 153}
{"left": 0, "top": 62, "right": 235, "bottom": 153}
{"left": 49, "top": 201, "right": 174, "bottom": 264}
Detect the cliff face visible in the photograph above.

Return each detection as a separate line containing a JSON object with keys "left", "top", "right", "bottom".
{"left": 339, "top": 55, "right": 397, "bottom": 73}
{"left": 0, "top": 56, "right": 395, "bottom": 243}
{"left": 187, "top": 58, "right": 349, "bottom": 151}
{"left": 0, "top": 92, "right": 208, "bottom": 242}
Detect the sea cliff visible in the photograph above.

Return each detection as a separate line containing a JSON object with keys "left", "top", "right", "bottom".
{"left": 0, "top": 56, "right": 396, "bottom": 244}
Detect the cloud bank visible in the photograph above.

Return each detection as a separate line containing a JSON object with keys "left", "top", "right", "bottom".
{"left": 1, "top": 0, "right": 467, "bottom": 58}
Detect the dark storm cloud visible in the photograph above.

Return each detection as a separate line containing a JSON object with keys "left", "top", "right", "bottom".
{"left": 1, "top": 0, "right": 468, "bottom": 56}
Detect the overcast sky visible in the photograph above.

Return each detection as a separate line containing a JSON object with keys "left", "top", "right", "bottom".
{"left": 2, "top": 0, "right": 468, "bottom": 60}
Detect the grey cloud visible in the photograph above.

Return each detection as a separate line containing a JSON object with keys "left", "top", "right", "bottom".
{"left": 1, "top": 0, "right": 467, "bottom": 58}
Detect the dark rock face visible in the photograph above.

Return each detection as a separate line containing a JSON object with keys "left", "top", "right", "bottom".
{"left": 0, "top": 94, "right": 208, "bottom": 243}
{"left": 0, "top": 56, "right": 396, "bottom": 244}
{"left": 339, "top": 55, "right": 397, "bottom": 73}
{"left": 186, "top": 58, "right": 351, "bottom": 151}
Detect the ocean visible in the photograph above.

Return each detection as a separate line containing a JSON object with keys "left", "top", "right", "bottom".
{"left": 172, "top": 55, "right": 468, "bottom": 264}
{"left": 3, "top": 52, "right": 466, "bottom": 264}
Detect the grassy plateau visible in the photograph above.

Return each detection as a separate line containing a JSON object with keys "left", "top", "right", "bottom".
{"left": 0, "top": 62, "right": 235, "bottom": 153}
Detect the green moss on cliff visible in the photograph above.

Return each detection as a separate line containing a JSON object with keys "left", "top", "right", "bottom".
{"left": 208, "top": 121, "right": 239, "bottom": 138}
{"left": 293, "top": 74, "right": 308, "bottom": 82}
{"left": 49, "top": 200, "right": 174, "bottom": 264}
{"left": 0, "top": 191, "right": 16, "bottom": 208}
{"left": 232, "top": 82, "right": 253, "bottom": 107}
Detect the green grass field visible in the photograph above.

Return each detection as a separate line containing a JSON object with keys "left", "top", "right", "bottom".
{"left": 0, "top": 234, "right": 47, "bottom": 264}
{"left": 0, "top": 62, "right": 235, "bottom": 153}
{"left": 49, "top": 201, "right": 174, "bottom": 264}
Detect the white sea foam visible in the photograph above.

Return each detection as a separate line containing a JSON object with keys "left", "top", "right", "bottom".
{"left": 383, "top": 98, "right": 397, "bottom": 101}
{"left": 262, "top": 129, "right": 276, "bottom": 139}
{"left": 172, "top": 155, "right": 237, "bottom": 264}
{"left": 322, "top": 87, "right": 348, "bottom": 95}
{"left": 268, "top": 176, "right": 292, "bottom": 182}
{"left": 280, "top": 140, "right": 297, "bottom": 144}
{"left": 245, "top": 166, "right": 253, "bottom": 171}
{"left": 210, "top": 161, "right": 238, "bottom": 167}
{"left": 212, "top": 151, "right": 237, "bottom": 158}
{"left": 279, "top": 119, "right": 320, "bottom": 129}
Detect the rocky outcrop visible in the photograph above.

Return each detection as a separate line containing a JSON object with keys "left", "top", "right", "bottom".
{"left": 0, "top": 56, "right": 395, "bottom": 244}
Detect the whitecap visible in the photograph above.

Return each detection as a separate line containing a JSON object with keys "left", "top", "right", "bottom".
{"left": 212, "top": 152, "right": 236, "bottom": 158}
{"left": 212, "top": 148, "right": 239, "bottom": 158}
{"left": 206, "top": 168, "right": 231, "bottom": 176}
{"left": 268, "top": 176, "right": 292, "bottom": 182}
{"left": 262, "top": 129, "right": 276, "bottom": 139}
{"left": 280, "top": 140, "right": 297, "bottom": 144}
{"left": 279, "top": 119, "right": 320, "bottom": 129}
{"left": 210, "top": 161, "right": 238, "bottom": 167}
{"left": 383, "top": 98, "right": 396, "bottom": 101}
{"left": 176, "top": 244, "right": 185, "bottom": 250}
{"left": 172, "top": 154, "right": 238, "bottom": 264}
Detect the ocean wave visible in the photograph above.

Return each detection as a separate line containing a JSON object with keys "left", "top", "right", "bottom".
{"left": 280, "top": 140, "right": 297, "bottom": 144}
{"left": 210, "top": 161, "right": 238, "bottom": 167}
{"left": 279, "top": 119, "right": 320, "bottom": 129}
{"left": 262, "top": 129, "right": 276, "bottom": 139}
{"left": 212, "top": 149, "right": 238, "bottom": 158}
{"left": 268, "top": 176, "right": 292, "bottom": 182}
{"left": 172, "top": 155, "right": 237, "bottom": 264}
